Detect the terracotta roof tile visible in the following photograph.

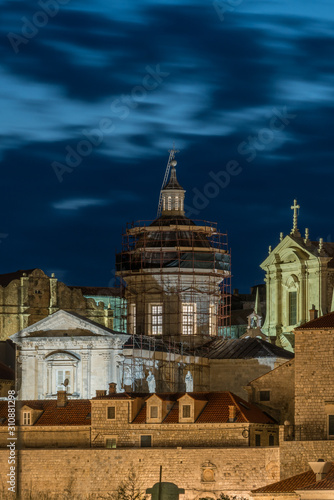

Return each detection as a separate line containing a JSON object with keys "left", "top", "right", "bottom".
{"left": 131, "top": 391, "right": 276, "bottom": 424}
{"left": 0, "top": 400, "right": 91, "bottom": 426}
{"left": 253, "top": 464, "right": 334, "bottom": 493}
{"left": 295, "top": 311, "right": 334, "bottom": 330}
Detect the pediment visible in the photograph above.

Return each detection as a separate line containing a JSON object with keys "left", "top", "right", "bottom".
{"left": 10, "top": 310, "right": 129, "bottom": 343}
{"left": 260, "top": 235, "right": 317, "bottom": 268}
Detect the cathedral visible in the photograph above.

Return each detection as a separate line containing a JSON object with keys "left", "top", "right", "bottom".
{"left": 261, "top": 199, "right": 334, "bottom": 350}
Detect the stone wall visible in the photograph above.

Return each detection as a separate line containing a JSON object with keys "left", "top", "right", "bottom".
{"left": 0, "top": 269, "right": 113, "bottom": 340}
{"left": 0, "top": 426, "right": 91, "bottom": 449}
{"left": 210, "top": 358, "right": 287, "bottom": 400}
{"left": 294, "top": 329, "right": 334, "bottom": 439}
{"left": 246, "top": 360, "right": 295, "bottom": 424}
{"left": 0, "top": 447, "right": 280, "bottom": 499}
{"left": 280, "top": 434, "right": 334, "bottom": 480}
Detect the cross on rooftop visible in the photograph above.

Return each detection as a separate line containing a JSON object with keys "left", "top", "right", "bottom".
{"left": 290, "top": 199, "right": 301, "bottom": 237}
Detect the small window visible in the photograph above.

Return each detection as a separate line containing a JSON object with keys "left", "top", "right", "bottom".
{"left": 259, "top": 391, "right": 270, "bottom": 402}
{"left": 150, "top": 406, "right": 158, "bottom": 418}
{"left": 106, "top": 438, "right": 117, "bottom": 449}
{"left": 140, "top": 435, "right": 152, "bottom": 448}
{"left": 329, "top": 415, "right": 334, "bottom": 437}
{"left": 182, "top": 405, "right": 191, "bottom": 418}
{"left": 289, "top": 291, "right": 297, "bottom": 325}
{"left": 23, "top": 412, "right": 31, "bottom": 425}
{"left": 269, "top": 434, "right": 275, "bottom": 446}
{"left": 255, "top": 434, "right": 261, "bottom": 447}
{"left": 107, "top": 406, "right": 116, "bottom": 420}
{"left": 151, "top": 305, "right": 163, "bottom": 335}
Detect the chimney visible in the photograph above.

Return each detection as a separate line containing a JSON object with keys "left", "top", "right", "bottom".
{"left": 309, "top": 307, "right": 318, "bottom": 321}
{"left": 57, "top": 390, "right": 67, "bottom": 408}
{"left": 109, "top": 383, "right": 117, "bottom": 395}
{"left": 309, "top": 460, "right": 332, "bottom": 482}
{"left": 228, "top": 405, "right": 236, "bottom": 422}
{"left": 96, "top": 390, "right": 107, "bottom": 397}
{"left": 233, "top": 288, "right": 239, "bottom": 296}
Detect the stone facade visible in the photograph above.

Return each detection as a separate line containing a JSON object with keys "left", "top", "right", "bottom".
{"left": 246, "top": 360, "right": 295, "bottom": 424}
{"left": 260, "top": 228, "right": 334, "bottom": 349}
{"left": 0, "top": 269, "right": 114, "bottom": 340}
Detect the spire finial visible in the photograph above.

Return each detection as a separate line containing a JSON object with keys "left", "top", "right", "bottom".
{"left": 290, "top": 199, "right": 301, "bottom": 237}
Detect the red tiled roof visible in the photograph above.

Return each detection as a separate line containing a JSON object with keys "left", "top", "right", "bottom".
{"left": 0, "top": 400, "right": 91, "bottom": 426}
{"left": 295, "top": 311, "right": 334, "bottom": 330}
{"left": 253, "top": 464, "right": 334, "bottom": 493}
{"left": 131, "top": 391, "right": 276, "bottom": 424}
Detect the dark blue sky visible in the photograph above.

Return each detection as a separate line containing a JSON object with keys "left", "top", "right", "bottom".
{"left": 0, "top": 0, "right": 333, "bottom": 291}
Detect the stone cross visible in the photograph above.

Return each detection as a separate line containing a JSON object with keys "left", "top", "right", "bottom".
{"left": 290, "top": 199, "right": 300, "bottom": 236}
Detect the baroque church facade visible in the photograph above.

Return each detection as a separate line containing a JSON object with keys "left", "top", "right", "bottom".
{"left": 261, "top": 200, "right": 334, "bottom": 350}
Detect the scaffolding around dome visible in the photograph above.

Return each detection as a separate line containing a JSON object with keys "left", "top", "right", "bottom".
{"left": 115, "top": 216, "right": 231, "bottom": 346}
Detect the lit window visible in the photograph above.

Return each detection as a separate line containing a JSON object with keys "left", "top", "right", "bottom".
{"left": 56, "top": 369, "right": 71, "bottom": 393}
{"left": 106, "top": 438, "right": 117, "bottom": 448}
{"left": 182, "top": 303, "right": 196, "bottom": 335}
{"left": 259, "top": 391, "right": 270, "bottom": 402}
{"left": 329, "top": 415, "right": 334, "bottom": 437}
{"left": 289, "top": 291, "right": 297, "bottom": 325}
{"left": 150, "top": 406, "right": 158, "bottom": 418}
{"left": 129, "top": 304, "right": 136, "bottom": 334}
{"left": 107, "top": 406, "right": 116, "bottom": 420}
{"left": 209, "top": 304, "right": 217, "bottom": 335}
{"left": 182, "top": 405, "right": 191, "bottom": 418}
{"left": 167, "top": 196, "right": 172, "bottom": 210}
{"left": 23, "top": 412, "right": 31, "bottom": 425}
{"left": 151, "top": 304, "right": 163, "bottom": 335}
{"left": 140, "top": 435, "right": 152, "bottom": 447}
{"left": 174, "top": 196, "right": 179, "bottom": 210}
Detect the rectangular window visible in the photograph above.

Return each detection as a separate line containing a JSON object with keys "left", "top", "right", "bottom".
{"left": 106, "top": 438, "right": 117, "bottom": 449}
{"left": 151, "top": 305, "right": 163, "bottom": 335}
{"left": 150, "top": 406, "right": 158, "bottom": 418}
{"left": 129, "top": 304, "right": 136, "bottom": 334}
{"left": 140, "top": 435, "right": 152, "bottom": 448}
{"left": 209, "top": 304, "right": 217, "bottom": 336}
{"left": 56, "top": 369, "right": 71, "bottom": 393}
{"left": 259, "top": 390, "right": 270, "bottom": 402}
{"left": 182, "top": 405, "right": 191, "bottom": 418}
{"left": 167, "top": 196, "right": 172, "bottom": 210}
{"left": 269, "top": 434, "right": 275, "bottom": 446}
{"left": 107, "top": 406, "right": 116, "bottom": 420}
{"left": 289, "top": 291, "right": 297, "bottom": 325}
{"left": 23, "top": 412, "right": 31, "bottom": 425}
{"left": 329, "top": 415, "right": 334, "bottom": 437}
{"left": 255, "top": 434, "right": 261, "bottom": 447}
{"left": 182, "top": 303, "right": 196, "bottom": 335}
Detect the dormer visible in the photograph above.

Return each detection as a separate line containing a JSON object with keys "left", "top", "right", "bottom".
{"left": 178, "top": 394, "right": 207, "bottom": 423}
{"left": 146, "top": 394, "right": 174, "bottom": 423}
{"left": 20, "top": 405, "right": 43, "bottom": 426}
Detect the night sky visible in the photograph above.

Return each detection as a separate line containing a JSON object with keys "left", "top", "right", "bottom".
{"left": 1, "top": 0, "right": 333, "bottom": 292}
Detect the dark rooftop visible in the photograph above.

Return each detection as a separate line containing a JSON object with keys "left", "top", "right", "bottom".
{"left": 197, "top": 337, "right": 294, "bottom": 360}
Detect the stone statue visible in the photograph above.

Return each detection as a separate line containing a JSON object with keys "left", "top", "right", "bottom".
{"left": 147, "top": 370, "right": 156, "bottom": 393}
{"left": 185, "top": 371, "right": 193, "bottom": 392}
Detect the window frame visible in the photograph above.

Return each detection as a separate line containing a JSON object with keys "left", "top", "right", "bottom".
{"left": 23, "top": 411, "right": 31, "bottom": 426}
{"left": 105, "top": 436, "right": 117, "bottom": 449}
{"left": 182, "top": 303, "right": 197, "bottom": 335}
{"left": 255, "top": 434, "right": 261, "bottom": 447}
{"left": 150, "top": 304, "right": 163, "bottom": 335}
{"left": 140, "top": 435, "right": 152, "bottom": 448}
{"left": 106, "top": 406, "right": 116, "bottom": 420}
{"left": 259, "top": 390, "right": 271, "bottom": 402}
{"left": 150, "top": 405, "right": 158, "bottom": 419}
{"left": 182, "top": 404, "right": 191, "bottom": 419}
{"left": 288, "top": 290, "right": 297, "bottom": 326}
{"left": 328, "top": 414, "right": 334, "bottom": 438}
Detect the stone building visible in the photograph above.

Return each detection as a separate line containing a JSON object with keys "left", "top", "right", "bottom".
{"left": 0, "top": 268, "right": 114, "bottom": 340}
{"left": 90, "top": 386, "right": 278, "bottom": 449}
{"left": 260, "top": 200, "right": 334, "bottom": 349}
{"left": 115, "top": 150, "right": 231, "bottom": 346}
{"left": 0, "top": 361, "right": 14, "bottom": 397}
